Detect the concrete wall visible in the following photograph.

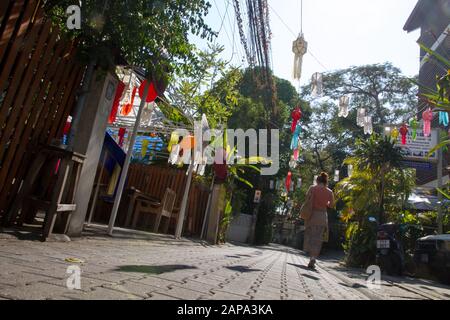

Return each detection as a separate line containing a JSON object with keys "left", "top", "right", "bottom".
{"left": 226, "top": 214, "right": 253, "bottom": 244}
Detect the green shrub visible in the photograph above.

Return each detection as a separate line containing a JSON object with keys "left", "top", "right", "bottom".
{"left": 343, "top": 221, "right": 377, "bottom": 268}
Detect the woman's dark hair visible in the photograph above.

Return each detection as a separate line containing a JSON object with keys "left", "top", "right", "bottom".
{"left": 316, "top": 172, "right": 329, "bottom": 185}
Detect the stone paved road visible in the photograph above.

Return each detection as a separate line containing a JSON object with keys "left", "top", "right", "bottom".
{"left": 0, "top": 225, "right": 449, "bottom": 300}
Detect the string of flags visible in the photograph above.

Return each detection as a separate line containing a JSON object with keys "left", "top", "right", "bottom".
{"left": 167, "top": 114, "right": 210, "bottom": 176}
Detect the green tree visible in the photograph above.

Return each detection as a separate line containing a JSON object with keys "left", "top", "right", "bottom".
{"left": 228, "top": 68, "right": 307, "bottom": 244}
{"left": 45, "top": 0, "right": 215, "bottom": 76}
{"left": 166, "top": 44, "right": 242, "bottom": 128}
{"left": 299, "top": 63, "right": 417, "bottom": 209}
{"left": 335, "top": 141, "right": 415, "bottom": 267}
{"left": 303, "top": 63, "right": 418, "bottom": 128}
{"left": 350, "top": 135, "right": 405, "bottom": 223}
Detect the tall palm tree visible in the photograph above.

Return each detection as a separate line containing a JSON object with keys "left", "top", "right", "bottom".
{"left": 352, "top": 135, "right": 405, "bottom": 224}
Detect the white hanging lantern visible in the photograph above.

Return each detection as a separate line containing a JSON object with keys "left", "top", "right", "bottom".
{"left": 357, "top": 108, "right": 366, "bottom": 127}
{"left": 364, "top": 116, "right": 373, "bottom": 135}
{"left": 292, "top": 34, "right": 308, "bottom": 80}
{"left": 289, "top": 156, "right": 298, "bottom": 169}
{"left": 348, "top": 164, "right": 353, "bottom": 177}
{"left": 334, "top": 170, "right": 340, "bottom": 182}
{"left": 311, "top": 73, "right": 323, "bottom": 97}
{"left": 338, "top": 96, "right": 350, "bottom": 118}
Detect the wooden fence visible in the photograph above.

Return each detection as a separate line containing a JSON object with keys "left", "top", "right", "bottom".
{"left": 92, "top": 163, "right": 211, "bottom": 237}
{"left": 0, "top": 0, "right": 85, "bottom": 221}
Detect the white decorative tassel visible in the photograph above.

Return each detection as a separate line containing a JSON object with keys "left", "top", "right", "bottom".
{"left": 364, "top": 116, "right": 373, "bottom": 135}
{"left": 292, "top": 34, "right": 308, "bottom": 80}
{"left": 311, "top": 72, "right": 323, "bottom": 97}
{"left": 169, "top": 144, "right": 180, "bottom": 165}
{"left": 338, "top": 96, "right": 350, "bottom": 118}
{"left": 348, "top": 164, "right": 353, "bottom": 177}
{"left": 357, "top": 108, "right": 366, "bottom": 127}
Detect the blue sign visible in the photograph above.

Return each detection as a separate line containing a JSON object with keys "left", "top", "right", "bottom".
{"left": 401, "top": 161, "right": 433, "bottom": 171}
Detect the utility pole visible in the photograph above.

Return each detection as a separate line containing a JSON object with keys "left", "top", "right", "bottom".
{"left": 437, "top": 128, "right": 444, "bottom": 234}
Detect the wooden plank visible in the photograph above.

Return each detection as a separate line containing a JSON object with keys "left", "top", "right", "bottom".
{"left": 0, "top": 25, "right": 62, "bottom": 181}
{"left": 0, "top": 1, "right": 12, "bottom": 36}
{"left": 0, "top": 32, "right": 66, "bottom": 209}
{"left": 0, "top": 13, "right": 46, "bottom": 145}
{"left": 0, "top": 19, "right": 56, "bottom": 160}
{"left": 45, "top": 64, "right": 81, "bottom": 142}
{"left": 44, "top": 39, "right": 82, "bottom": 140}
{"left": 36, "top": 46, "right": 78, "bottom": 144}
{"left": 51, "top": 66, "right": 84, "bottom": 139}
{"left": 0, "top": 0, "right": 31, "bottom": 70}
{"left": 45, "top": 59, "right": 83, "bottom": 142}
{"left": 0, "top": 1, "right": 42, "bottom": 105}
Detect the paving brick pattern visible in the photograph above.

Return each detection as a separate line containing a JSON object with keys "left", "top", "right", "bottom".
{"left": 0, "top": 231, "right": 449, "bottom": 300}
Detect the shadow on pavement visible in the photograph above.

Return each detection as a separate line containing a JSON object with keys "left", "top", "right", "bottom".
{"left": 0, "top": 228, "right": 42, "bottom": 241}
{"left": 225, "top": 266, "right": 262, "bottom": 273}
{"left": 301, "top": 273, "right": 320, "bottom": 281}
{"left": 82, "top": 224, "right": 210, "bottom": 247}
{"left": 115, "top": 264, "right": 197, "bottom": 275}
{"left": 288, "top": 263, "right": 319, "bottom": 273}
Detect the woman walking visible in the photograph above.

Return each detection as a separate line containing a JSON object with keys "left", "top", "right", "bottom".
{"left": 303, "top": 173, "right": 335, "bottom": 269}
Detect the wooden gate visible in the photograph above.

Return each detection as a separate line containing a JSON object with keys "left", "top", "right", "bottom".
{"left": 0, "top": 0, "right": 85, "bottom": 221}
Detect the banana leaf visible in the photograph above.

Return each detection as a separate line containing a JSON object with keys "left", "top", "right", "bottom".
{"left": 437, "top": 188, "right": 450, "bottom": 200}
{"left": 428, "top": 139, "right": 450, "bottom": 158}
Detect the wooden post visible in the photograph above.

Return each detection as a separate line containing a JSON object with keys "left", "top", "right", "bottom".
{"left": 175, "top": 159, "right": 194, "bottom": 239}
{"left": 107, "top": 81, "right": 150, "bottom": 235}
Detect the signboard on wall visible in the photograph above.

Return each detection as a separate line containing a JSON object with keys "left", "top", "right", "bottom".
{"left": 254, "top": 190, "right": 262, "bottom": 203}
{"left": 384, "top": 126, "right": 439, "bottom": 162}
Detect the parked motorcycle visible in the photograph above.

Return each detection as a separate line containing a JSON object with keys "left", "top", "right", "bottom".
{"left": 376, "top": 223, "right": 405, "bottom": 276}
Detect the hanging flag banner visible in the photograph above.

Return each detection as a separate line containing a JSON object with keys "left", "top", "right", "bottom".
{"left": 384, "top": 125, "right": 438, "bottom": 162}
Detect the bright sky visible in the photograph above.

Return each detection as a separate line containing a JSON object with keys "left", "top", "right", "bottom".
{"left": 193, "top": 0, "right": 421, "bottom": 88}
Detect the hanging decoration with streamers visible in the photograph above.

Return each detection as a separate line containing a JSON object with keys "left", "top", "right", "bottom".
{"left": 118, "top": 128, "right": 126, "bottom": 147}
{"left": 141, "top": 139, "right": 149, "bottom": 158}
{"left": 169, "top": 144, "right": 181, "bottom": 165}
{"left": 391, "top": 127, "right": 400, "bottom": 141}
{"left": 423, "top": 107, "right": 433, "bottom": 137}
{"left": 439, "top": 111, "right": 449, "bottom": 127}
{"left": 292, "top": 34, "right": 308, "bottom": 80}
{"left": 357, "top": 108, "right": 366, "bottom": 127}
{"left": 409, "top": 117, "right": 418, "bottom": 141}
{"left": 138, "top": 80, "right": 158, "bottom": 103}
{"left": 291, "top": 107, "right": 302, "bottom": 133}
{"left": 168, "top": 132, "right": 180, "bottom": 152}
{"left": 400, "top": 124, "right": 409, "bottom": 145}
{"left": 334, "top": 170, "right": 340, "bottom": 182}
{"left": 311, "top": 72, "right": 323, "bottom": 97}
{"left": 363, "top": 116, "right": 373, "bottom": 135}
{"left": 348, "top": 164, "right": 353, "bottom": 177}
{"left": 291, "top": 123, "right": 302, "bottom": 150}
{"left": 338, "top": 96, "right": 350, "bottom": 118}
{"left": 109, "top": 81, "right": 126, "bottom": 124}
{"left": 121, "top": 87, "right": 137, "bottom": 116}
{"left": 285, "top": 172, "right": 292, "bottom": 192}
{"left": 289, "top": 156, "right": 298, "bottom": 169}
{"left": 293, "top": 148, "right": 300, "bottom": 161}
